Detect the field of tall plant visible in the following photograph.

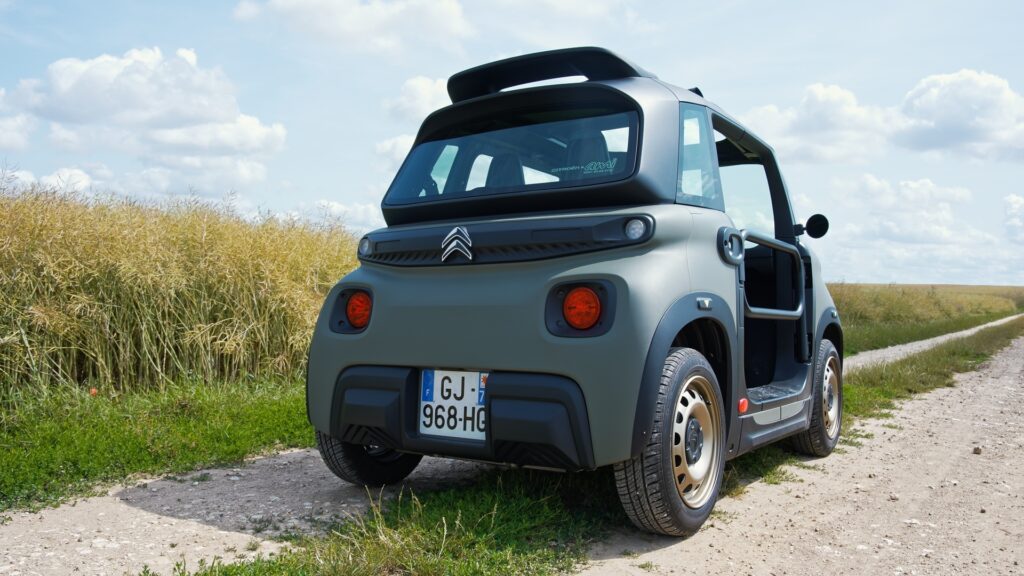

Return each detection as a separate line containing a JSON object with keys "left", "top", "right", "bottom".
{"left": 829, "top": 283, "right": 1023, "bottom": 353}
{"left": 0, "top": 187, "right": 357, "bottom": 403}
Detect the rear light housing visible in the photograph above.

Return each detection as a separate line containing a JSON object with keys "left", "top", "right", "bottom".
{"left": 563, "top": 287, "right": 602, "bottom": 330}
{"left": 546, "top": 280, "right": 616, "bottom": 337}
{"left": 330, "top": 288, "right": 373, "bottom": 333}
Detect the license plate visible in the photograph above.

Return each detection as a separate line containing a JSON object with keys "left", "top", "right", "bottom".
{"left": 419, "top": 369, "right": 487, "bottom": 441}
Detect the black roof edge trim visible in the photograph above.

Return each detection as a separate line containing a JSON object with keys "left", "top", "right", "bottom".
{"left": 447, "top": 46, "right": 656, "bottom": 103}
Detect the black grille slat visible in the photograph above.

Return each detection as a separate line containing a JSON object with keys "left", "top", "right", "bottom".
{"left": 360, "top": 214, "right": 653, "bottom": 267}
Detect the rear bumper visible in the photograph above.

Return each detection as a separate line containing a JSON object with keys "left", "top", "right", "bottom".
{"left": 330, "top": 365, "right": 595, "bottom": 471}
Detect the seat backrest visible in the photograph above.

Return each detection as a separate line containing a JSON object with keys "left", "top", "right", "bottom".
{"left": 486, "top": 153, "right": 525, "bottom": 188}
{"left": 567, "top": 135, "right": 610, "bottom": 174}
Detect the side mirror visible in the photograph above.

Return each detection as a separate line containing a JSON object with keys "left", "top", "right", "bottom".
{"left": 803, "top": 214, "right": 829, "bottom": 239}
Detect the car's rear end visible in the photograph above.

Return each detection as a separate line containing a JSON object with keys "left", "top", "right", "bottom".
{"left": 306, "top": 48, "right": 695, "bottom": 475}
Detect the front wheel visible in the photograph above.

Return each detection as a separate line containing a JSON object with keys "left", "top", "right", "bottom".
{"left": 614, "top": 348, "right": 726, "bottom": 537}
{"left": 791, "top": 339, "right": 842, "bottom": 456}
{"left": 316, "top": 431, "right": 422, "bottom": 487}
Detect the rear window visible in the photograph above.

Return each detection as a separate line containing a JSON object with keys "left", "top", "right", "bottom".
{"left": 383, "top": 110, "right": 639, "bottom": 205}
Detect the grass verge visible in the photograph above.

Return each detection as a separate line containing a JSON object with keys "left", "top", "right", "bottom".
{"left": 830, "top": 283, "right": 1024, "bottom": 354}
{"left": 186, "top": 316, "right": 1024, "bottom": 576}
{"left": 842, "top": 310, "right": 1016, "bottom": 355}
{"left": 0, "top": 381, "right": 310, "bottom": 511}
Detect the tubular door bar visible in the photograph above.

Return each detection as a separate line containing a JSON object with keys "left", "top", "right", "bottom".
{"left": 719, "top": 227, "right": 805, "bottom": 321}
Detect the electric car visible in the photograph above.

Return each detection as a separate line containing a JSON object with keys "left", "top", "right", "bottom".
{"left": 306, "top": 47, "right": 843, "bottom": 536}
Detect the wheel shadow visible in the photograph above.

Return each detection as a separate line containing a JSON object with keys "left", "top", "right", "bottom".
{"left": 114, "top": 448, "right": 490, "bottom": 539}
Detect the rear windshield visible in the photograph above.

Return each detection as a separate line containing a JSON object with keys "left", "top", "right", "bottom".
{"left": 384, "top": 110, "right": 639, "bottom": 205}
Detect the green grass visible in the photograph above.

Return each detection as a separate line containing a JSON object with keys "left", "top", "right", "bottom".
{"left": 183, "top": 470, "right": 624, "bottom": 576}
{"left": 0, "top": 380, "right": 311, "bottom": 511}
{"left": 183, "top": 317, "right": 1024, "bottom": 576}
{"left": 842, "top": 310, "right": 1015, "bottom": 355}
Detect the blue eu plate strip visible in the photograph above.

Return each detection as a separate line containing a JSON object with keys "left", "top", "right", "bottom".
{"left": 421, "top": 369, "right": 434, "bottom": 402}
{"left": 477, "top": 373, "right": 487, "bottom": 405}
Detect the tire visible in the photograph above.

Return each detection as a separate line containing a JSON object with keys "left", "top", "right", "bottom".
{"left": 315, "top": 430, "right": 423, "bottom": 487}
{"left": 614, "top": 348, "right": 726, "bottom": 537}
{"left": 791, "top": 339, "right": 842, "bottom": 456}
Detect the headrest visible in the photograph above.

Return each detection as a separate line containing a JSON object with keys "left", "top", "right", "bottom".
{"left": 485, "top": 153, "right": 525, "bottom": 188}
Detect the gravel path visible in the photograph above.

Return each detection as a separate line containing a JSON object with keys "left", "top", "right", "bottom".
{"left": 844, "top": 313, "right": 1023, "bottom": 372}
{"left": 0, "top": 314, "right": 1020, "bottom": 576}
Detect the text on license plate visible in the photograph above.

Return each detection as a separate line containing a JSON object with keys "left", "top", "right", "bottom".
{"left": 419, "top": 369, "right": 487, "bottom": 441}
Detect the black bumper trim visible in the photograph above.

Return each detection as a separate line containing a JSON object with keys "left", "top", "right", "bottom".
{"left": 328, "top": 366, "right": 596, "bottom": 471}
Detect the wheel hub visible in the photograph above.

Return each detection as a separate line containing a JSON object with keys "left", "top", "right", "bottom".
{"left": 671, "top": 374, "right": 722, "bottom": 510}
{"left": 821, "top": 356, "right": 841, "bottom": 439}
{"left": 684, "top": 418, "right": 703, "bottom": 464}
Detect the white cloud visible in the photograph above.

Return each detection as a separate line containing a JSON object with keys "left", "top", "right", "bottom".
{"left": 896, "top": 69, "right": 1024, "bottom": 160}
{"left": 2, "top": 47, "right": 286, "bottom": 196}
{"left": 375, "top": 134, "right": 414, "bottom": 173}
{"left": 15, "top": 47, "right": 236, "bottom": 127}
{"left": 39, "top": 167, "right": 92, "bottom": 192}
{"left": 384, "top": 76, "right": 449, "bottom": 122}
{"left": 12, "top": 170, "right": 34, "bottom": 186}
{"left": 480, "top": 0, "right": 655, "bottom": 48}
{"left": 1007, "top": 194, "right": 1024, "bottom": 242}
{"left": 742, "top": 84, "right": 902, "bottom": 163}
{"left": 0, "top": 113, "right": 33, "bottom": 149}
{"left": 233, "top": 0, "right": 263, "bottom": 19}
{"left": 48, "top": 122, "right": 79, "bottom": 149}
{"left": 316, "top": 200, "right": 385, "bottom": 232}
{"left": 841, "top": 175, "right": 980, "bottom": 244}
{"left": 240, "top": 0, "right": 473, "bottom": 54}
{"left": 743, "top": 69, "right": 1024, "bottom": 164}
{"left": 816, "top": 174, "right": 1021, "bottom": 284}
{"left": 147, "top": 114, "right": 286, "bottom": 154}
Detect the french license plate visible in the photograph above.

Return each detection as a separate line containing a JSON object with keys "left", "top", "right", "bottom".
{"left": 419, "top": 369, "right": 487, "bottom": 441}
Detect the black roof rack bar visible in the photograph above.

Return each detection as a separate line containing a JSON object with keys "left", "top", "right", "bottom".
{"left": 447, "top": 46, "right": 656, "bottom": 103}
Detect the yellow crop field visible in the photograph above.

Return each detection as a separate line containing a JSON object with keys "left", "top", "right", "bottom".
{"left": 0, "top": 188, "right": 357, "bottom": 399}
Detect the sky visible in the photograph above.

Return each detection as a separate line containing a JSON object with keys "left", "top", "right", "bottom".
{"left": 1, "top": 0, "right": 1022, "bottom": 284}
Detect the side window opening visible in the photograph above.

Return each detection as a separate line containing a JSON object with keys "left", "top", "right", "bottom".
{"left": 715, "top": 129, "right": 776, "bottom": 237}
{"left": 677, "top": 104, "right": 723, "bottom": 210}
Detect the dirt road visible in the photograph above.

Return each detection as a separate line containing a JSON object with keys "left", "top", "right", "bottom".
{"left": 1, "top": 316, "right": 1021, "bottom": 575}
{"left": 584, "top": 335, "right": 1024, "bottom": 575}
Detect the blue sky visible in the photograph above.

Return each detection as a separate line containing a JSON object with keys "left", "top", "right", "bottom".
{"left": 1, "top": 0, "right": 1022, "bottom": 284}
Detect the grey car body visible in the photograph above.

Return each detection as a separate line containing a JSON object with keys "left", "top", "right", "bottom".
{"left": 307, "top": 47, "right": 843, "bottom": 535}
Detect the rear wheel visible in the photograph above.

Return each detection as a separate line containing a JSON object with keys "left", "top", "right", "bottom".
{"left": 791, "top": 339, "right": 842, "bottom": 456}
{"left": 614, "top": 348, "right": 726, "bottom": 536}
{"left": 316, "top": 430, "right": 422, "bottom": 487}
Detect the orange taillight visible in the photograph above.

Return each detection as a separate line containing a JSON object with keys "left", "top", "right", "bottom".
{"left": 562, "top": 286, "right": 602, "bottom": 331}
{"left": 346, "top": 291, "right": 372, "bottom": 329}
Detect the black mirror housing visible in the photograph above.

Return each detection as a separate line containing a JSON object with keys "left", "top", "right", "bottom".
{"left": 803, "top": 214, "right": 829, "bottom": 239}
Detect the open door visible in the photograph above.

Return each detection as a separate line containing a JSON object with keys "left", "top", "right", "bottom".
{"left": 710, "top": 113, "right": 811, "bottom": 405}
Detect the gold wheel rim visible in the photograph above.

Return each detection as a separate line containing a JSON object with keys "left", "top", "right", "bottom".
{"left": 671, "top": 374, "right": 722, "bottom": 509}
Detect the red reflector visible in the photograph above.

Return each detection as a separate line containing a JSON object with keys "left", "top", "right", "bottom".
{"left": 346, "top": 291, "right": 372, "bottom": 328}
{"left": 562, "top": 286, "right": 602, "bottom": 331}
{"left": 738, "top": 398, "right": 749, "bottom": 414}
